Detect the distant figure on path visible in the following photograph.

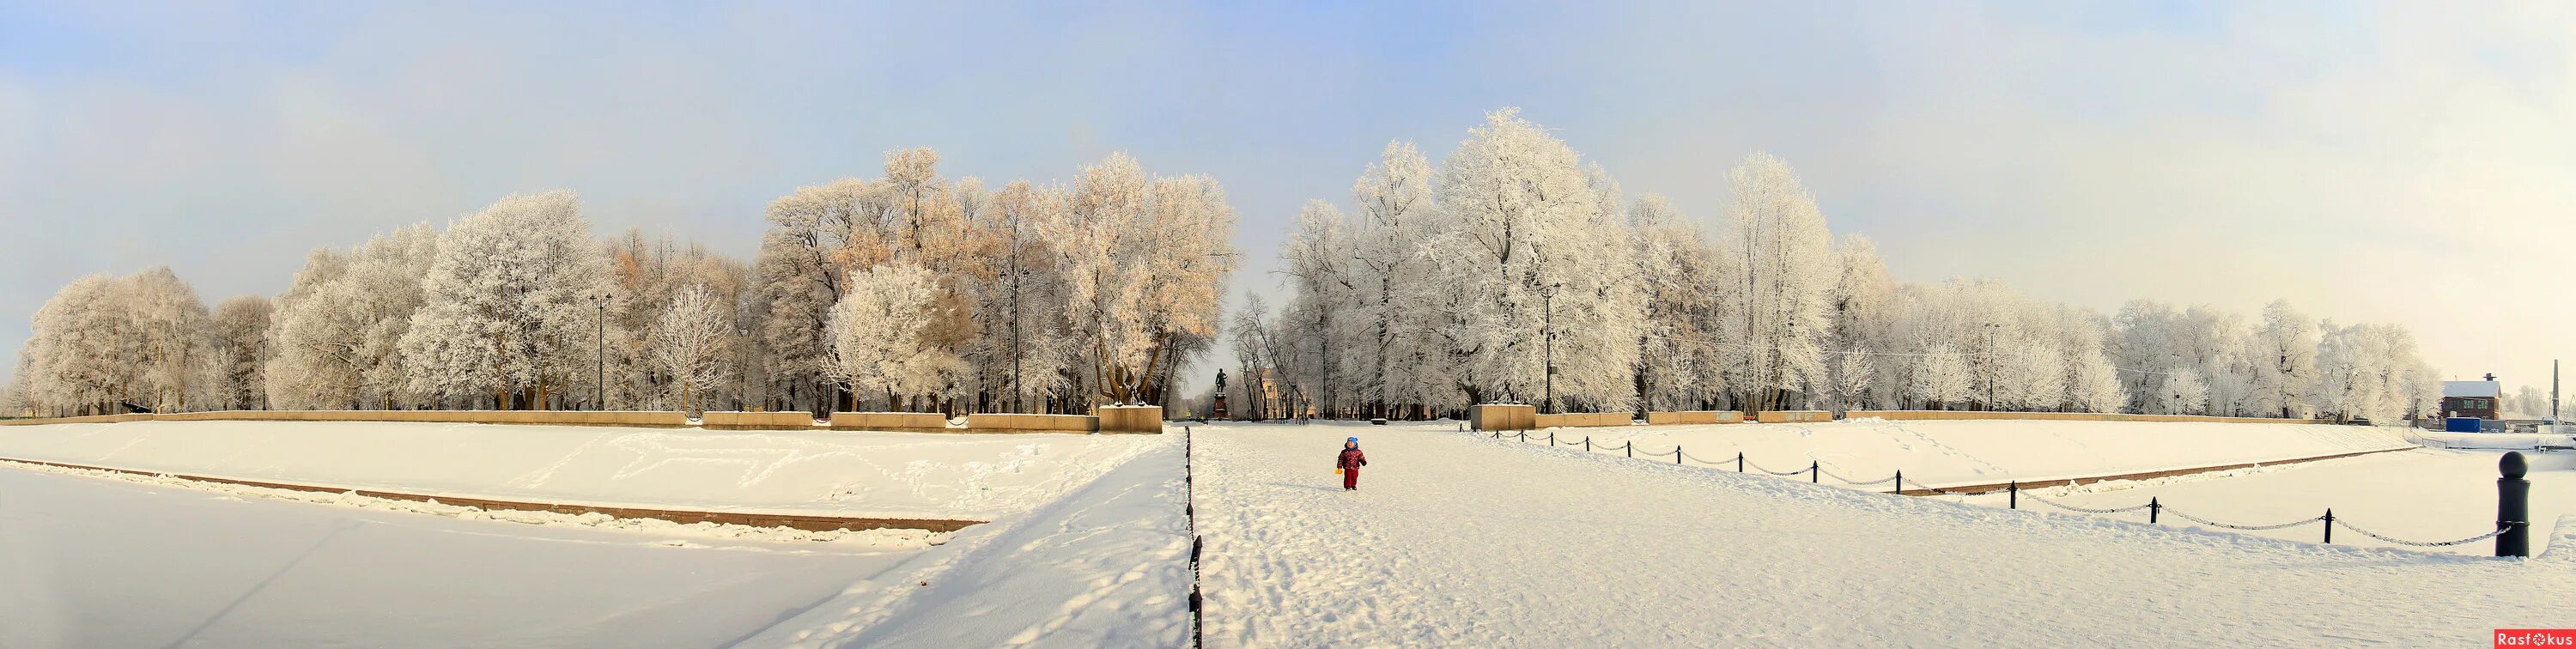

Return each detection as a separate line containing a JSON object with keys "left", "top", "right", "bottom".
{"left": 1337, "top": 437, "right": 1368, "bottom": 490}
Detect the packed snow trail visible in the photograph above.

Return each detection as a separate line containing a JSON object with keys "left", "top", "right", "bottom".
{"left": 1194, "top": 423, "right": 2576, "bottom": 646}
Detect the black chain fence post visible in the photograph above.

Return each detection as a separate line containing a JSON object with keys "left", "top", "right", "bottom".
{"left": 2148, "top": 497, "right": 2160, "bottom": 524}
{"left": 2008, "top": 481, "right": 2018, "bottom": 509}
{"left": 2322, "top": 508, "right": 2334, "bottom": 544}
{"left": 1585, "top": 438, "right": 1591, "bottom": 453}
{"left": 1674, "top": 446, "right": 1681, "bottom": 464}
{"left": 1736, "top": 452, "right": 1745, "bottom": 473}
{"left": 2500, "top": 452, "right": 2530, "bottom": 557}
{"left": 1185, "top": 424, "right": 1202, "bottom": 647}
{"left": 1809, "top": 460, "right": 1819, "bottom": 483}
{"left": 1893, "top": 470, "right": 1902, "bottom": 494}
{"left": 1625, "top": 442, "right": 1631, "bottom": 458}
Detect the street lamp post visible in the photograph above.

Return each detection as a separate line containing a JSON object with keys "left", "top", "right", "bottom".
{"left": 1984, "top": 323, "right": 1999, "bottom": 412}
{"left": 593, "top": 294, "right": 611, "bottom": 410}
{"left": 1543, "top": 282, "right": 1561, "bottom": 415}
{"left": 738, "top": 327, "right": 750, "bottom": 412}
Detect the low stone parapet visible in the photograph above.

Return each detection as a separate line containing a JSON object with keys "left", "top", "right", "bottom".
{"left": 702, "top": 411, "right": 819, "bottom": 431}
{"left": 826, "top": 412, "right": 951, "bottom": 432}
{"left": 0, "top": 413, "right": 152, "bottom": 426}
{"left": 1756, "top": 410, "right": 1833, "bottom": 423}
{"left": 1645, "top": 410, "right": 1742, "bottom": 425}
{"left": 1533, "top": 412, "right": 1633, "bottom": 428}
{"left": 967, "top": 413, "right": 1099, "bottom": 434}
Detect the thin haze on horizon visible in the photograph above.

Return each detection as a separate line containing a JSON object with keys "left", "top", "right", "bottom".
{"left": 3, "top": 2, "right": 2572, "bottom": 395}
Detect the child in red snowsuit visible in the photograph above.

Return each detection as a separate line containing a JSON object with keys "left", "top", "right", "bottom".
{"left": 1337, "top": 438, "right": 1367, "bottom": 490}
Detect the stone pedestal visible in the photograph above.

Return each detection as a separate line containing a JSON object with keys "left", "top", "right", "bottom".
{"left": 1469, "top": 403, "right": 1537, "bottom": 432}
{"left": 1097, "top": 405, "right": 1165, "bottom": 434}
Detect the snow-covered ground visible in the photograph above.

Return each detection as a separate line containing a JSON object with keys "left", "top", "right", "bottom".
{"left": 0, "top": 421, "right": 1157, "bottom": 519}
{"left": 742, "top": 433, "right": 1191, "bottom": 648}
{"left": 1546, "top": 417, "right": 2412, "bottom": 487}
{"left": 2415, "top": 429, "right": 2576, "bottom": 450}
{"left": 12, "top": 417, "right": 2565, "bottom": 646}
{"left": 0, "top": 462, "right": 933, "bottom": 649}
{"left": 1978, "top": 446, "right": 2576, "bottom": 555}
{"left": 1195, "top": 422, "right": 2576, "bottom": 646}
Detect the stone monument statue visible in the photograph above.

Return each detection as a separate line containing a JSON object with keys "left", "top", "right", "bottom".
{"left": 1212, "top": 369, "right": 1230, "bottom": 421}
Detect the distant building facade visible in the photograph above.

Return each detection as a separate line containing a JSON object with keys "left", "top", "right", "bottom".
{"left": 2441, "top": 377, "right": 2502, "bottom": 421}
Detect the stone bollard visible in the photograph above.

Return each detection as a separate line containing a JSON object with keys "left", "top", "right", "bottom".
{"left": 2500, "top": 451, "right": 2531, "bottom": 558}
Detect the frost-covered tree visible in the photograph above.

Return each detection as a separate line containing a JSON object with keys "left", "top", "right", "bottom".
{"left": 2248, "top": 300, "right": 2321, "bottom": 418}
{"left": 2504, "top": 385, "right": 2554, "bottom": 420}
{"left": 2156, "top": 369, "right": 2210, "bottom": 415}
{"left": 1722, "top": 153, "right": 1835, "bottom": 412}
{"left": 1911, "top": 345, "right": 1974, "bottom": 409}
{"left": 267, "top": 224, "right": 441, "bottom": 409}
{"left": 204, "top": 296, "right": 272, "bottom": 410}
{"left": 400, "top": 191, "right": 605, "bottom": 409}
{"left": 18, "top": 275, "right": 129, "bottom": 415}
{"left": 1417, "top": 109, "right": 1640, "bottom": 412}
{"left": 1044, "top": 153, "right": 1237, "bottom": 407}
{"left": 2043, "top": 309, "right": 2125, "bottom": 414}
{"left": 1993, "top": 335, "right": 2067, "bottom": 411}
{"left": 1828, "top": 234, "right": 1898, "bottom": 410}
{"left": 0, "top": 359, "right": 28, "bottom": 416}
{"left": 649, "top": 285, "right": 733, "bottom": 413}
{"left": 1344, "top": 141, "right": 1446, "bottom": 416}
{"left": 15, "top": 269, "right": 209, "bottom": 414}
{"left": 266, "top": 249, "right": 359, "bottom": 409}
{"left": 969, "top": 180, "right": 1073, "bottom": 413}
{"left": 1632, "top": 194, "right": 1729, "bottom": 412}
{"left": 126, "top": 267, "right": 210, "bottom": 410}
{"left": 827, "top": 262, "right": 966, "bottom": 409}
{"left": 1280, "top": 200, "right": 1353, "bottom": 416}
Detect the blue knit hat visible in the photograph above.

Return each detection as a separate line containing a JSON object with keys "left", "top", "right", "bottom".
{"left": 1347, "top": 437, "right": 1358, "bottom": 443}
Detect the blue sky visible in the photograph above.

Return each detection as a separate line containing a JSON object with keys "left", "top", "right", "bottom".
{"left": 3, "top": 1, "right": 2573, "bottom": 395}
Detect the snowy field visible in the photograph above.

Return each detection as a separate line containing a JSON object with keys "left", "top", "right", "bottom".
{"left": 1195, "top": 422, "right": 2576, "bottom": 646}
{"left": 0, "top": 421, "right": 1157, "bottom": 519}
{"left": 2415, "top": 429, "right": 2576, "bottom": 450}
{"left": 0, "top": 463, "right": 935, "bottom": 649}
{"left": 7, "top": 417, "right": 2566, "bottom": 646}
{"left": 1983, "top": 446, "right": 2576, "bottom": 555}
{"left": 1542, "top": 417, "right": 2413, "bottom": 486}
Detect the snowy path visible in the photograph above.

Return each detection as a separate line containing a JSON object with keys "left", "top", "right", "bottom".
{"left": 0, "top": 464, "right": 926, "bottom": 649}
{"left": 1194, "top": 423, "right": 2576, "bottom": 646}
